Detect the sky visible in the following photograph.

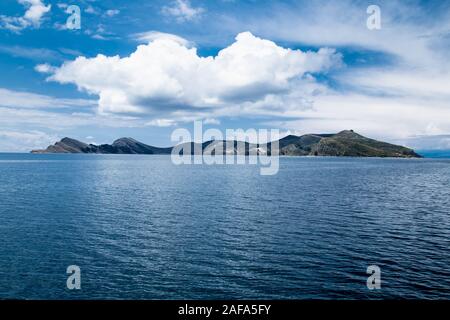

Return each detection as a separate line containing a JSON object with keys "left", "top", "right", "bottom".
{"left": 0, "top": 0, "right": 449, "bottom": 151}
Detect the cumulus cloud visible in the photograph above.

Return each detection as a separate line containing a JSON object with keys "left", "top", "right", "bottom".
{"left": 21, "top": 0, "right": 51, "bottom": 25}
{"left": 0, "top": 0, "right": 51, "bottom": 32}
{"left": 215, "top": 1, "right": 450, "bottom": 143}
{"left": 162, "top": 0, "right": 205, "bottom": 23}
{"left": 34, "top": 63, "right": 57, "bottom": 74}
{"left": 43, "top": 32, "right": 341, "bottom": 121}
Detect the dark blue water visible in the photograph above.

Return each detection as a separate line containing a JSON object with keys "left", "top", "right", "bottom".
{"left": 0, "top": 154, "right": 449, "bottom": 300}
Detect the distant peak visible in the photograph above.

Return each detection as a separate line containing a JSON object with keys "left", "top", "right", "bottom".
{"left": 61, "top": 137, "right": 80, "bottom": 143}
{"left": 336, "top": 130, "right": 361, "bottom": 137}
{"left": 59, "top": 137, "right": 88, "bottom": 148}
{"left": 113, "top": 137, "right": 138, "bottom": 144}
{"left": 280, "top": 134, "right": 300, "bottom": 140}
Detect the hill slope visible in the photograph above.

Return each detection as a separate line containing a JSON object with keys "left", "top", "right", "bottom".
{"left": 31, "top": 137, "right": 172, "bottom": 154}
{"left": 280, "top": 130, "right": 420, "bottom": 157}
{"left": 31, "top": 130, "right": 421, "bottom": 158}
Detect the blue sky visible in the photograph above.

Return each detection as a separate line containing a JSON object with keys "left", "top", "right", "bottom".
{"left": 0, "top": 0, "right": 450, "bottom": 151}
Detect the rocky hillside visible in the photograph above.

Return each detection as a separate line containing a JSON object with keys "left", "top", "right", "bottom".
{"left": 31, "top": 137, "right": 172, "bottom": 154}
{"left": 278, "top": 130, "right": 420, "bottom": 158}
{"left": 31, "top": 130, "right": 421, "bottom": 158}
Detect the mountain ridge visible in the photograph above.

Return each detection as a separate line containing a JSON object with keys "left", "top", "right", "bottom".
{"left": 31, "top": 130, "right": 422, "bottom": 158}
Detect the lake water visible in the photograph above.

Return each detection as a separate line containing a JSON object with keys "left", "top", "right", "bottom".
{"left": 0, "top": 154, "right": 449, "bottom": 299}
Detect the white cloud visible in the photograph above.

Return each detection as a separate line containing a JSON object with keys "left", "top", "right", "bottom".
{"left": 338, "top": 68, "right": 450, "bottom": 99}
{"left": 0, "top": 130, "right": 59, "bottom": 152}
{"left": 85, "top": 5, "right": 98, "bottom": 15}
{"left": 0, "top": 88, "right": 155, "bottom": 133}
{"left": 222, "top": 1, "right": 448, "bottom": 67}
{"left": 44, "top": 32, "right": 341, "bottom": 120}
{"left": 105, "top": 9, "right": 120, "bottom": 17}
{"left": 132, "top": 31, "right": 192, "bottom": 47}
{"left": 204, "top": 118, "right": 220, "bottom": 125}
{"left": 22, "top": 0, "right": 51, "bottom": 26}
{"left": 0, "top": 0, "right": 51, "bottom": 32}
{"left": 146, "top": 119, "right": 177, "bottom": 127}
{"left": 403, "top": 135, "right": 450, "bottom": 151}
{"left": 207, "top": 1, "right": 450, "bottom": 144}
{"left": 162, "top": 0, "right": 204, "bottom": 23}
{"left": 0, "top": 45, "right": 60, "bottom": 60}
{"left": 0, "top": 105, "right": 142, "bottom": 132}
{"left": 266, "top": 91, "right": 450, "bottom": 145}
{"left": 3, "top": 1, "right": 449, "bottom": 150}
{"left": 83, "top": 24, "right": 118, "bottom": 41}
{"left": 35, "top": 63, "right": 56, "bottom": 73}
{"left": 0, "top": 88, "right": 95, "bottom": 110}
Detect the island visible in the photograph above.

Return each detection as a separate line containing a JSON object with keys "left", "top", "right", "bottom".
{"left": 31, "top": 130, "right": 421, "bottom": 158}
